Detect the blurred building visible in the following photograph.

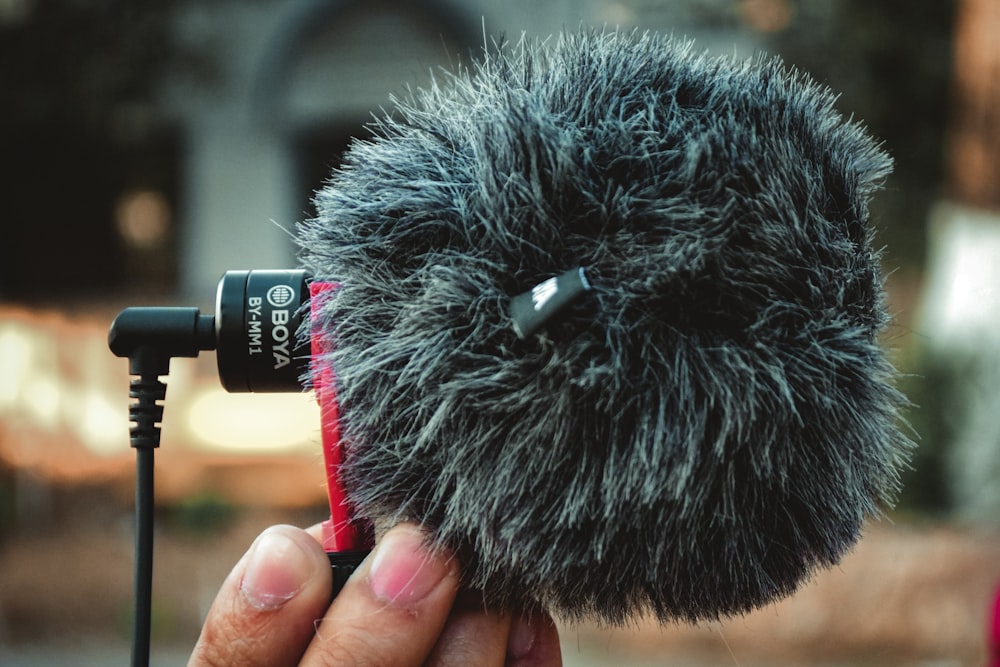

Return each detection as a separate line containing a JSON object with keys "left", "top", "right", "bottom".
{"left": 0, "top": 0, "right": 767, "bottom": 507}
{"left": 6, "top": 0, "right": 994, "bottom": 522}
{"left": 6, "top": 0, "right": 993, "bottom": 521}
{"left": 162, "top": 0, "right": 764, "bottom": 301}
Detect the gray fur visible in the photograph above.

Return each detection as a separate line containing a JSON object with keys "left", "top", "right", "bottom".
{"left": 297, "top": 30, "right": 910, "bottom": 623}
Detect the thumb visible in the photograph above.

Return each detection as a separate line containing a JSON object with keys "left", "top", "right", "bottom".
{"left": 188, "top": 524, "right": 333, "bottom": 667}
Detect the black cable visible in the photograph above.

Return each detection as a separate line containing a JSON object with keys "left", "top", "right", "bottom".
{"left": 127, "top": 371, "right": 167, "bottom": 667}
{"left": 132, "top": 446, "right": 155, "bottom": 667}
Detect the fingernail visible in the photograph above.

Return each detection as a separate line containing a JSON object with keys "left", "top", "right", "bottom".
{"left": 507, "top": 616, "right": 536, "bottom": 659}
{"left": 240, "top": 529, "right": 314, "bottom": 611}
{"left": 368, "top": 525, "right": 453, "bottom": 605}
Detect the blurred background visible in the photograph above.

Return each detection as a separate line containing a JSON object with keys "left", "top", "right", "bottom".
{"left": 1, "top": 0, "right": 999, "bottom": 665}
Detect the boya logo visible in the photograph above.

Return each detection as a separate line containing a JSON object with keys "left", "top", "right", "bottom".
{"left": 262, "top": 284, "right": 296, "bottom": 371}
{"left": 266, "top": 284, "right": 295, "bottom": 308}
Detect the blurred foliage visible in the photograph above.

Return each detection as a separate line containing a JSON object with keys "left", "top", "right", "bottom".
{"left": 766, "top": 0, "right": 956, "bottom": 271}
{"left": 895, "top": 355, "right": 965, "bottom": 515}
{"left": 0, "top": 0, "right": 194, "bottom": 300}
{"left": 115, "top": 595, "right": 179, "bottom": 644}
{"left": 0, "top": 0, "right": 199, "bottom": 135}
{"left": 0, "top": 459, "right": 16, "bottom": 541}
{"left": 164, "top": 491, "right": 238, "bottom": 538}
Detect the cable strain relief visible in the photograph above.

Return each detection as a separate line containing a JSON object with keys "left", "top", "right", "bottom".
{"left": 128, "top": 375, "right": 167, "bottom": 449}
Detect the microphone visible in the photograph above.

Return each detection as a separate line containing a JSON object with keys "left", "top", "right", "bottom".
{"left": 297, "top": 30, "right": 911, "bottom": 623}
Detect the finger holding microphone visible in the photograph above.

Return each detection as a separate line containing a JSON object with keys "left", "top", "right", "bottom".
{"left": 188, "top": 522, "right": 561, "bottom": 667}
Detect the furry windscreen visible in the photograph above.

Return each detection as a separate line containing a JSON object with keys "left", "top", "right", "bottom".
{"left": 298, "top": 30, "right": 910, "bottom": 623}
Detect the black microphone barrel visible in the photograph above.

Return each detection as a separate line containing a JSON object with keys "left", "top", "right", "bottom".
{"left": 214, "top": 269, "right": 311, "bottom": 393}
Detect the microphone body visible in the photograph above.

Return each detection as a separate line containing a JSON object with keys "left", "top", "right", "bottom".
{"left": 299, "top": 31, "right": 910, "bottom": 623}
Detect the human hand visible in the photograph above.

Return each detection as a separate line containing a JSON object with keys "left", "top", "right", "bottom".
{"left": 188, "top": 522, "right": 562, "bottom": 666}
